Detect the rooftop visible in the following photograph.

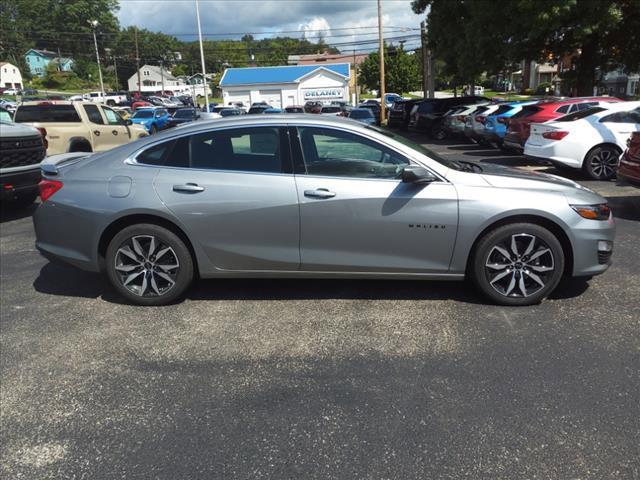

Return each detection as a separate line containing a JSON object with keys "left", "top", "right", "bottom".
{"left": 220, "top": 63, "right": 350, "bottom": 87}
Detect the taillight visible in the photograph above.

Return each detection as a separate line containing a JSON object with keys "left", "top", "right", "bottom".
{"left": 476, "top": 115, "right": 486, "bottom": 124}
{"left": 39, "top": 179, "right": 63, "bottom": 202}
{"left": 542, "top": 130, "right": 569, "bottom": 140}
{"left": 36, "top": 127, "right": 48, "bottom": 150}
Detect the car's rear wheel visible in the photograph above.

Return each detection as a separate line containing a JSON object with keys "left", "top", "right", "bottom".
{"left": 149, "top": 124, "right": 158, "bottom": 135}
{"left": 583, "top": 145, "right": 620, "bottom": 180}
{"left": 470, "top": 223, "right": 565, "bottom": 306}
{"left": 106, "top": 224, "right": 194, "bottom": 306}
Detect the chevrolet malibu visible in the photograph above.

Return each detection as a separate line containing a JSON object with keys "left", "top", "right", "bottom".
{"left": 33, "top": 116, "right": 615, "bottom": 306}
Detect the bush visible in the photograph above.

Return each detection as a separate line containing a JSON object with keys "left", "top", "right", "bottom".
{"left": 535, "top": 82, "right": 553, "bottom": 95}
{"left": 522, "top": 88, "right": 534, "bottom": 95}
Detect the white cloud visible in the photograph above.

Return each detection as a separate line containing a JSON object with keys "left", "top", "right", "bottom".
{"left": 298, "top": 17, "right": 332, "bottom": 42}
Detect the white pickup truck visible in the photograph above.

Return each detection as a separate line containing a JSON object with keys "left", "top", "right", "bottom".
{"left": 83, "top": 91, "right": 128, "bottom": 106}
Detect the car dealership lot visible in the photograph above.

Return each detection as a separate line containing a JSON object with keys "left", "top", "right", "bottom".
{"left": 1, "top": 149, "right": 639, "bottom": 478}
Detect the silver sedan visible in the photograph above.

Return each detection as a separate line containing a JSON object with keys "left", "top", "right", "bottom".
{"left": 34, "top": 115, "right": 615, "bottom": 306}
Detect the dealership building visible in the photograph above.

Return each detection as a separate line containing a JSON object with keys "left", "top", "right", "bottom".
{"left": 219, "top": 63, "right": 351, "bottom": 109}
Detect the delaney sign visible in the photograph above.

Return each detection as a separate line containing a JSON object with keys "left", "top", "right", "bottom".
{"left": 302, "top": 88, "right": 344, "bottom": 100}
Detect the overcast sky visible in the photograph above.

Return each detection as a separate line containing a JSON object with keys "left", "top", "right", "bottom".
{"left": 117, "top": 0, "right": 424, "bottom": 53}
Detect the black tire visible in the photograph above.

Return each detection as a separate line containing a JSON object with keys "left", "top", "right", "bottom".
{"left": 470, "top": 223, "right": 565, "bottom": 306}
{"left": 106, "top": 100, "right": 116, "bottom": 106}
{"left": 149, "top": 124, "right": 158, "bottom": 135}
{"left": 582, "top": 145, "right": 620, "bottom": 180}
{"left": 68, "top": 140, "right": 92, "bottom": 153}
{"left": 106, "top": 223, "right": 194, "bottom": 306}
{"left": 430, "top": 124, "right": 448, "bottom": 141}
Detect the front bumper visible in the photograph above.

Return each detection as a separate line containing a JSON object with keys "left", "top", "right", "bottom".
{"left": 0, "top": 167, "right": 41, "bottom": 201}
{"left": 570, "top": 213, "right": 616, "bottom": 277}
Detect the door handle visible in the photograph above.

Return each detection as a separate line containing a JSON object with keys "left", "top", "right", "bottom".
{"left": 173, "top": 183, "right": 205, "bottom": 193}
{"left": 112, "top": 130, "right": 118, "bottom": 135}
{"left": 304, "top": 188, "right": 336, "bottom": 199}
{"left": 93, "top": 130, "right": 100, "bottom": 136}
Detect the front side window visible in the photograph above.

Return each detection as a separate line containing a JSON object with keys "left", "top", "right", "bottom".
{"left": 102, "top": 107, "right": 122, "bottom": 125}
{"left": 296, "top": 127, "right": 409, "bottom": 179}
{"left": 84, "top": 104, "right": 104, "bottom": 124}
{"left": 600, "top": 110, "right": 640, "bottom": 124}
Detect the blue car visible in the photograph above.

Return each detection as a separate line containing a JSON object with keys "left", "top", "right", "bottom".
{"left": 481, "top": 100, "right": 539, "bottom": 146}
{"left": 130, "top": 107, "right": 170, "bottom": 134}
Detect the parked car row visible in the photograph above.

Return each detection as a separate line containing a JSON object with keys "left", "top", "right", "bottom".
{"left": 390, "top": 95, "right": 639, "bottom": 183}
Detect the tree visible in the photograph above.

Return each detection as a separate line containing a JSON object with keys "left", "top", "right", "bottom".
{"left": 411, "top": 0, "right": 640, "bottom": 96}
{"left": 359, "top": 44, "right": 421, "bottom": 94}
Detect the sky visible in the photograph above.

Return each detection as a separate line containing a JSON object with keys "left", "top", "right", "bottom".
{"left": 116, "top": 0, "right": 425, "bottom": 53}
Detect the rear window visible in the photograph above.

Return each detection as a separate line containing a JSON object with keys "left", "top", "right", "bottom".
{"left": 321, "top": 106, "right": 341, "bottom": 113}
{"left": 492, "top": 105, "right": 515, "bottom": 116}
{"left": 510, "top": 106, "right": 541, "bottom": 120}
{"left": 555, "top": 107, "right": 606, "bottom": 122}
{"left": 349, "top": 109, "right": 374, "bottom": 119}
{"left": 14, "top": 105, "right": 81, "bottom": 123}
{"left": 417, "top": 102, "right": 434, "bottom": 113}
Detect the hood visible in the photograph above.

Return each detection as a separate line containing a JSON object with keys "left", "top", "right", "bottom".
{"left": 478, "top": 162, "right": 593, "bottom": 192}
{"left": 0, "top": 121, "right": 41, "bottom": 137}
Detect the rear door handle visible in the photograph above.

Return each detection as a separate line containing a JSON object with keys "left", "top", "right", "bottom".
{"left": 173, "top": 183, "right": 205, "bottom": 193}
{"left": 112, "top": 130, "right": 118, "bottom": 135}
{"left": 304, "top": 188, "right": 336, "bottom": 199}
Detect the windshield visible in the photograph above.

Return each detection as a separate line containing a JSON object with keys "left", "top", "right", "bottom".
{"left": 133, "top": 110, "right": 153, "bottom": 118}
{"left": 365, "top": 126, "right": 472, "bottom": 172}
{"left": 555, "top": 107, "right": 606, "bottom": 122}
{"left": 173, "top": 109, "right": 195, "bottom": 118}
{"left": 349, "top": 109, "right": 373, "bottom": 119}
{"left": 0, "top": 110, "right": 12, "bottom": 123}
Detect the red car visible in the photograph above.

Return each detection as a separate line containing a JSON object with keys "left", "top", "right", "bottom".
{"left": 503, "top": 96, "right": 623, "bottom": 151}
{"left": 618, "top": 132, "right": 640, "bottom": 185}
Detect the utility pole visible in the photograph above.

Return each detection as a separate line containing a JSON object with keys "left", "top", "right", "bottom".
{"left": 421, "top": 20, "right": 435, "bottom": 99}
{"left": 377, "top": 0, "right": 386, "bottom": 123}
{"left": 195, "top": 0, "right": 210, "bottom": 110}
{"left": 353, "top": 49, "right": 358, "bottom": 105}
{"left": 89, "top": 20, "right": 105, "bottom": 95}
{"left": 113, "top": 54, "right": 119, "bottom": 91}
{"left": 135, "top": 27, "right": 141, "bottom": 97}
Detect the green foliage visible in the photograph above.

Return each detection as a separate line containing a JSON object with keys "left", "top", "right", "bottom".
{"left": 411, "top": 0, "right": 640, "bottom": 95}
{"left": 359, "top": 44, "right": 421, "bottom": 94}
{"left": 535, "top": 82, "right": 553, "bottom": 95}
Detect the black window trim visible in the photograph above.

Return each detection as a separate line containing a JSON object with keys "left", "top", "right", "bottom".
{"left": 129, "top": 125, "right": 293, "bottom": 176}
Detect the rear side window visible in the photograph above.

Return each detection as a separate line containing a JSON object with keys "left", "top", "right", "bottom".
{"left": 418, "top": 102, "right": 434, "bottom": 113}
{"left": 600, "top": 110, "right": 640, "bottom": 123}
{"left": 14, "top": 105, "right": 81, "bottom": 123}
{"left": 138, "top": 127, "right": 285, "bottom": 174}
{"left": 555, "top": 105, "right": 570, "bottom": 114}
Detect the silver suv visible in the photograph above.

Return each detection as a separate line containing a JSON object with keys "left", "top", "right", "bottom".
{"left": 33, "top": 115, "right": 615, "bottom": 306}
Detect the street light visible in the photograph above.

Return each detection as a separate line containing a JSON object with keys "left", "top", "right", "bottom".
{"left": 89, "top": 20, "right": 105, "bottom": 95}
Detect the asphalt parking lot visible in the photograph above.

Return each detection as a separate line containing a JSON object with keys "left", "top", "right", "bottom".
{"left": 1, "top": 136, "right": 639, "bottom": 479}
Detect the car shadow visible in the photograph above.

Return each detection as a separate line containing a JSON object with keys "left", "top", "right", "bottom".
{"left": 607, "top": 195, "right": 640, "bottom": 221}
{"left": 0, "top": 202, "right": 38, "bottom": 223}
{"left": 33, "top": 261, "right": 592, "bottom": 305}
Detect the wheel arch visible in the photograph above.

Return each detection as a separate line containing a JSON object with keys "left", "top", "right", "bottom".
{"left": 465, "top": 214, "right": 574, "bottom": 277}
{"left": 67, "top": 136, "right": 93, "bottom": 152}
{"left": 98, "top": 213, "right": 200, "bottom": 278}
{"left": 583, "top": 142, "right": 623, "bottom": 162}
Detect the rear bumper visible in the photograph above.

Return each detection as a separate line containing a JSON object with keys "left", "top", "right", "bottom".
{"left": 0, "top": 167, "right": 40, "bottom": 201}
{"left": 524, "top": 143, "right": 582, "bottom": 168}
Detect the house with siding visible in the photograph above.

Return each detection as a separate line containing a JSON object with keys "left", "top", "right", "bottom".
{"left": 24, "top": 49, "right": 74, "bottom": 77}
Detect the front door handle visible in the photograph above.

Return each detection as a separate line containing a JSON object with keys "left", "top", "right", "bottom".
{"left": 93, "top": 130, "right": 100, "bottom": 136}
{"left": 304, "top": 188, "right": 336, "bottom": 199}
{"left": 173, "top": 183, "right": 205, "bottom": 193}
{"left": 112, "top": 130, "right": 118, "bottom": 135}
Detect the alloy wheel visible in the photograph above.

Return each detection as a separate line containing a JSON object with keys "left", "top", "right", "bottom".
{"left": 484, "top": 233, "right": 555, "bottom": 298}
{"left": 114, "top": 235, "right": 179, "bottom": 297}
{"left": 588, "top": 148, "right": 618, "bottom": 179}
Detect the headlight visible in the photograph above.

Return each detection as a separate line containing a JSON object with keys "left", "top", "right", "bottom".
{"left": 570, "top": 204, "right": 611, "bottom": 220}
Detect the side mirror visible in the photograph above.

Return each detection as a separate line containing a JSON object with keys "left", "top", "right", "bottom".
{"left": 125, "top": 119, "right": 132, "bottom": 125}
{"left": 401, "top": 165, "right": 437, "bottom": 184}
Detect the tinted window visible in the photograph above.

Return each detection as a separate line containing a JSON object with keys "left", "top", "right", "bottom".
{"left": 133, "top": 110, "right": 153, "bottom": 118}
{"left": 493, "top": 105, "right": 515, "bottom": 116}
{"left": 173, "top": 109, "right": 195, "bottom": 118}
{"left": 555, "top": 105, "right": 570, "bottom": 114}
{"left": 321, "top": 107, "right": 341, "bottom": 113}
{"left": 183, "top": 127, "right": 282, "bottom": 173}
{"left": 296, "top": 127, "right": 408, "bottom": 179}
{"left": 137, "top": 141, "right": 174, "bottom": 166}
{"left": 511, "top": 106, "right": 541, "bottom": 119}
{"left": 600, "top": 111, "right": 640, "bottom": 123}
{"left": 84, "top": 104, "right": 104, "bottom": 124}
{"left": 417, "top": 102, "right": 434, "bottom": 113}
{"left": 577, "top": 102, "right": 598, "bottom": 111}
{"left": 349, "top": 109, "right": 374, "bottom": 119}
{"left": 220, "top": 109, "right": 242, "bottom": 117}
{"left": 285, "top": 107, "right": 304, "bottom": 113}
{"left": 14, "top": 105, "right": 81, "bottom": 123}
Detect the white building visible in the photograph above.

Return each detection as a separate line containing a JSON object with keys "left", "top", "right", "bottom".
{"left": 0, "top": 62, "right": 23, "bottom": 89}
{"left": 127, "top": 64, "right": 189, "bottom": 94}
{"left": 219, "top": 63, "right": 351, "bottom": 108}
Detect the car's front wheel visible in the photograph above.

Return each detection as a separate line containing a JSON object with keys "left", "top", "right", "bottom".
{"left": 149, "top": 124, "right": 158, "bottom": 135}
{"left": 470, "top": 223, "right": 565, "bottom": 306}
{"left": 106, "top": 224, "right": 194, "bottom": 306}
